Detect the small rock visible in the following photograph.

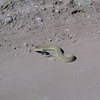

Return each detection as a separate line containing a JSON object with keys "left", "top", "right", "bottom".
{"left": 67, "top": 34, "right": 72, "bottom": 39}
{"left": 69, "top": 36, "right": 72, "bottom": 39}
{"left": 40, "top": 0, "right": 45, "bottom": 5}
{"left": 12, "top": 46, "right": 16, "bottom": 50}
{"left": 13, "top": 47, "right": 16, "bottom": 50}
{"left": 66, "top": 29, "right": 70, "bottom": 32}
{"left": 59, "top": 0, "right": 63, "bottom": 3}
{"left": 48, "top": 38, "right": 52, "bottom": 42}
{"left": 28, "top": 25, "right": 31, "bottom": 31}
{"left": 23, "top": 43, "right": 29, "bottom": 46}
{"left": 53, "top": 1, "right": 58, "bottom": 5}
{"left": 55, "top": 9, "right": 60, "bottom": 13}
{"left": 4, "top": 16, "right": 13, "bottom": 25}
{"left": 35, "top": 17, "right": 43, "bottom": 22}
{"left": 67, "top": 34, "right": 70, "bottom": 37}
{"left": 31, "top": 44, "right": 34, "bottom": 47}
{"left": 28, "top": 28, "right": 31, "bottom": 31}
{"left": 23, "top": 43, "right": 27, "bottom": 46}
{"left": 43, "top": 7, "right": 47, "bottom": 11}
{"left": 8, "top": 42, "right": 11, "bottom": 46}
{"left": 69, "top": 0, "right": 76, "bottom": 7}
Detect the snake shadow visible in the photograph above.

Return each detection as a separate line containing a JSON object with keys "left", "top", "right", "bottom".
{"left": 36, "top": 51, "right": 50, "bottom": 55}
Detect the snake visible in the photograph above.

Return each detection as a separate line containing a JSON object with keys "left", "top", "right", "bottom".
{"left": 33, "top": 45, "right": 76, "bottom": 63}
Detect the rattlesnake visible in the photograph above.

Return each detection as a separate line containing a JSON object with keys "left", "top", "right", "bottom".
{"left": 33, "top": 45, "right": 76, "bottom": 63}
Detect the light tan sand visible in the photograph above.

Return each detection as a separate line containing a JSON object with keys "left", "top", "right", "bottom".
{"left": 0, "top": 0, "right": 100, "bottom": 100}
{"left": 0, "top": 36, "right": 100, "bottom": 100}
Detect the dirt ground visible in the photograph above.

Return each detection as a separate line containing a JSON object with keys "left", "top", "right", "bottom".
{"left": 0, "top": 0, "right": 100, "bottom": 100}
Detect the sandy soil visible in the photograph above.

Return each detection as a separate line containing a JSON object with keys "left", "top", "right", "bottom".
{"left": 0, "top": 0, "right": 100, "bottom": 100}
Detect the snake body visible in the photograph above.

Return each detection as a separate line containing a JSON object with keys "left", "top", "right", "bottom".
{"left": 33, "top": 45, "right": 76, "bottom": 63}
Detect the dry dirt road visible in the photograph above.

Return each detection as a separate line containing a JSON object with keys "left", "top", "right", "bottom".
{"left": 0, "top": 0, "right": 100, "bottom": 100}
{"left": 0, "top": 36, "right": 100, "bottom": 100}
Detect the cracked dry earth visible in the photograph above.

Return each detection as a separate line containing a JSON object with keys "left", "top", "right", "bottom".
{"left": 0, "top": 0, "right": 100, "bottom": 100}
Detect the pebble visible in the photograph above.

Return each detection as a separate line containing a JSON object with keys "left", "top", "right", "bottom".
{"left": 53, "top": 1, "right": 58, "bottom": 5}
{"left": 28, "top": 25, "right": 31, "bottom": 31}
{"left": 54, "top": 9, "right": 60, "bottom": 13}
{"left": 35, "top": 17, "right": 43, "bottom": 22}
{"left": 67, "top": 34, "right": 72, "bottom": 39}
{"left": 69, "top": 36, "right": 72, "bottom": 39}
{"left": 8, "top": 42, "right": 11, "bottom": 46}
{"left": 40, "top": 0, "right": 45, "bottom": 5}
{"left": 23, "top": 42, "right": 29, "bottom": 46}
{"left": 4, "top": 16, "right": 13, "bottom": 25}
{"left": 66, "top": 29, "right": 70, "bottom": 32}
{"left": 48, "top": 38, "right": 52, "bottom": 42}
{"left": 43, "top": 7, "right": 47, "bottom": 11}
{"left": 59, "top": 0, "right": 63, "bottom": 3}
{"left": 31, "top": 44, "right": 34, "bottom": 47}
{"left": 13, "top": 47, "right": 16, "bottom": 50}
{"left": 69, "top": 0, "right": 76, "bottom": 7}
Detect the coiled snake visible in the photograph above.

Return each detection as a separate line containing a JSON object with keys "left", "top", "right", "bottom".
{"left": 33, "top": 45, "right": 76, "bottom": 63}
